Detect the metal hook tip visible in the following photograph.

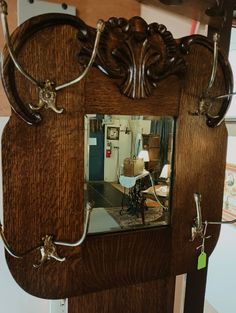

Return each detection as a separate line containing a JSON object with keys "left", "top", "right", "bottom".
{"left": 213, "top": 32, "right": 220, "bottom": 42}
{"left": 97, "top": 19, "right": 105, "bottom": 32}
{"left": 0, "top": 0, "right": 7, "bottom": 14}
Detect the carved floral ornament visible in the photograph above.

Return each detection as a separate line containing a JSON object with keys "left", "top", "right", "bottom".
{"left": 78, "top": 16, "right": 187, "bottom": 99}
{"left": 0, "top": 5, "right": 233, "bottom": 127}
{"left": 78, "top": 16, "right": 233, "bottom": 127}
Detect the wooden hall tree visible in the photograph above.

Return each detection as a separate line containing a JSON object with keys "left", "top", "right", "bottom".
{"left": 0, "top": 1, "right": 234, "bottom": 312}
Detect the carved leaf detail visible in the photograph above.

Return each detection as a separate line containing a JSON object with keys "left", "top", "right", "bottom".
{"left": 78, "top": 16, "right": 186, "bottom": 99}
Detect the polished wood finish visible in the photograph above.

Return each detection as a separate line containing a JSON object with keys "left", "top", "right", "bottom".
{"left": 2, "top": 14, "right": 86, "bottom": 298}
{"left": 69, "top": 277, "right": 176, "bottom": 313}
{"left": 0, "top": 14, "right": 232, "bottom": 311}
{"left": 184, "top": 268, "right": 208, "bottom": 313}
{"left": 79, "top": 16, "right": 186, "bottom": 99}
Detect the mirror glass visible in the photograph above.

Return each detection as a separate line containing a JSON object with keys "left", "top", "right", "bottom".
{"left": 84, "top": 114, "right": 175, "bottom": 234}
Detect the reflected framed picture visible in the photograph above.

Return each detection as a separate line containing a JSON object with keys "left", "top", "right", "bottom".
{"left": 107, "top": 126, "right": 120, "bottom": 140}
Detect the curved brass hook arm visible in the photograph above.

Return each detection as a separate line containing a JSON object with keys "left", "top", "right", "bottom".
{"left": 0, "top": 202, "right": 94, "bottom": 267}
{"left": 0, "top": 223, "right": 40, "bottom": 258}
{"left": 181, "top": 34, "right": 233, "bottom": 127}
{"left": 0, "top": 0, "right": 39, "bottom": 87}
{"left": 197, "top": 33, "right": 220, "bottom": 119}
{"left": 205, "top": 33, "right": 219, "bottom": 95}
{"left": 190, "top": 193, "right": 203, "bottom": 241}
{"left": 55, "top": 20, "right": 105, "bottom": 91}
{"left": 54, "top": 201, "right": 94, "bottom": 247}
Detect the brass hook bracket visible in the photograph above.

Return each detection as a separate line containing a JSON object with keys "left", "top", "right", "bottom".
{"left": 190, "top": 192, "right": 204, "bottom": 241}
{"left": 29, "top": 80, "right": 63, "bottom": 114}
{"left": 190, "top": 193, "right": 212, "bottom": 245}
{"left": 33, "top": 235, "right": 65, "bottom": 269}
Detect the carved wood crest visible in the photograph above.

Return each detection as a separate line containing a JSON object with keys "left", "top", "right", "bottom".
{"left": 78, "top": 16, "right": 186, "bottom": 99}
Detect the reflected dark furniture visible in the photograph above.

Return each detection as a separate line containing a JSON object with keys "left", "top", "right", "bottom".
{"left": 119, "top": 170, "right": 150, "bottom": 224}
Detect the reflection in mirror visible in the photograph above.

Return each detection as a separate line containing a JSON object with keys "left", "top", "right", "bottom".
{"left": 84, "top": 114, "right": 175, "bottom": 234}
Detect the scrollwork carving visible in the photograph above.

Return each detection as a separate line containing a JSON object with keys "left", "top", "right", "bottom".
{"left": 78, "top": 16, "right": 186, "bottom": 99}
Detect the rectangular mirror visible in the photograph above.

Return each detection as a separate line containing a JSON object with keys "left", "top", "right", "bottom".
{"left": 84, "top": 114, "right": 175, "bottom": 234}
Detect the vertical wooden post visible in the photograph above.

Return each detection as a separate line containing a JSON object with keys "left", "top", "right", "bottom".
{"left": 184, "top": 268, "right": 208, "bottom": 313}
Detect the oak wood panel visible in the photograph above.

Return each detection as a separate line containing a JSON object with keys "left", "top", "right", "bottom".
{"left": 82, "top": 228, "right": 172, "bottom": 294}
{"left": 184, "top": 268, "right": 208, "bottom": 313}
{"left": 171, "top": 43, "right": 228, "bottom": 274}
{"left": 174, "top": 39, "right": 229, "bottom": 313}
{"left": 2, "top": 16, "right": 86, "bottom": 299}
{"left": 85, "top": 69, "right": 180, "bottom": 117}
{"left": 69, "top": 277, "right": 176, "bottom": 313}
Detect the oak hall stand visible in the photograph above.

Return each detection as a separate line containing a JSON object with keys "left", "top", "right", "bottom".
{"left": 0, "top": 1, "right": 234, "bottom": 312}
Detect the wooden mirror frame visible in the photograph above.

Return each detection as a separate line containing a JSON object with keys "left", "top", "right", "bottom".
{"left": 0, "top": 13, "right": 233, "bottom": 299}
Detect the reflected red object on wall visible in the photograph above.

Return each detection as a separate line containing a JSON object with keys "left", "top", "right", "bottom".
{"left": 106, "top": 141, "right": 112, "bottom": 158}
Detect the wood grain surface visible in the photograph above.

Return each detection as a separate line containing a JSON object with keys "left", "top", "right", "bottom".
{"left": 69, "top": 277, "right": 176, "bottom": 313}
{"left": 2, "top": 14, "right": 86, "bottom": 298}
{"left": 0, "top": 13, "right": 231, "bottom": 310}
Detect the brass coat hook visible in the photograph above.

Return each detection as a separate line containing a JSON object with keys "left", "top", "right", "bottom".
{"left": 33, "top": 235, "right": 65, "bottom": 268}
{"left": 0, "top": 0, "right": 105, "bottom": 115}
{"left": 191, "top": 192, "right": 204, "bottom": 241}
{"left": 191, "top": 192, "right": 236, "bottom": 242}
{"left": 0, "top": 202, "right": 94, "bottom": 268}
{"left": 194, "top": 33, "right": 221, "bottom": 118}
{"left": 181, "top": 33, "right": 234, "bottom": 127}
{"left": 196, "top": 32, "right": 235, "bottom": 126}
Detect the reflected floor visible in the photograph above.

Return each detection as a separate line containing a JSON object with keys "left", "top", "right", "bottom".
{"left": 86, "top": 181, "right": 169, "bottom": 234}
{"left": 86, "top": 181, "right": 126, "bottom": 207}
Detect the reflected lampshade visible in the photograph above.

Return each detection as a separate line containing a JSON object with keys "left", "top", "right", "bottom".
{"left": 138, "top": 150, "right": 150, "bottom": 162}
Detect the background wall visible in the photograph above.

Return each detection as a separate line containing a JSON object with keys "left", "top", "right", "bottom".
{"left": 141, "top": 3, "right": 207, "bottom": 37}
{"left": 0, "top": 0, "right": 16, "bottom": 116}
